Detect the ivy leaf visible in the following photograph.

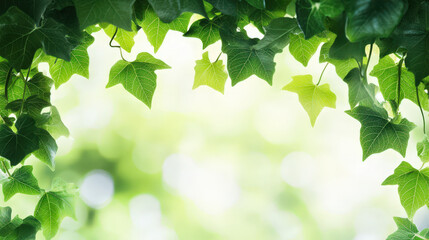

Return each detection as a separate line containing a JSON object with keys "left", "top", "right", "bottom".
{"left": 34, "top": 190, "right": 75, "bottom": 240}
{"left": 289, "top": 33, "right": 324, "bottom": 67}
{"left": 73, "top": 0, "right": 136, "bottom": 30}
{"left": 140, "top": 6, "right": 191, "bottom": 53}
{"left": 245, "top": 0, "right": 265, "bottom": 9}
{"left": 345, "top": 0, "right": 408, "bottom": 42}
{"left": 193, "top": 52, "right": 228, "bottom": 94}
{"left": 39, "top": 106, "right": 69, "bottom": 139}
{"left": 0, "top": 0, "right": 52, "bottom": 24}
{"left": 0, "top": 7, "right": 72, "bottom": 70}
{"left": 417, "top": 138, "right": 429, "bottom": 164}
{"left": 2, "top": 165, "right": 41, "bottom": 201}
{"left": 383, "top": 161, "right": 429, "bottom": 218}
{"left": 0, "top": 207, "right": 40, "bottom": 240}
{"left": 184, "top": 18, "right": 221, "bottom": 49}
{"left": 205, "top": 0, "right": 237, "bottom": 16}
{"left": 254, "top": 17, "right": 300, "bottom": 51}
{"left": 370, "top": 56, "right": 429, "bottom": 110}
{"left": 6, "top": 96, "right": 51, "bottom": 119}
{"left": 223, "top": 38, "right": 276, "bottom": 86}
{"left": 102, "top": 24, "right": 137, "bottom": 53}
{"left": 386, "top": 217, "right": 419, "bottom": 240}
{"left": 347, "top": 107, "right": 416, "bottom": 160}
{"left": 107, "top": 52, "right": 170, "bottom": 108}
{"left": 296, "top": 0, "right": 344, "bottom": 39}
{"left": 319, "top": 34, "right": 359, "bottom": 78}
{"left": 343, "top": 68, "right": 378, "bottom": 108}
{"left": 0, "top": 115, "right": 39, "bottom": 166}
{"left": 47, "top": 33, "right": 94, "bottom": 88}
{"left": 33, "top": 129, "right": 57, "bottom": 170}
{"left": 147, "top": 0, "right": 206, "bottom": 23}
{"left": 283, "top": 75, "right": 336, "bottom": 126}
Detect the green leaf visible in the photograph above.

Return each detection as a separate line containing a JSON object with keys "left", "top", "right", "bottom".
{"left": 0, "top": 7, "right": 72, "bottom": 70}
{"left": 102, "top": 24, "right": 137, "bottom": 53}
{"left": 224, "top": 38, "right": 276, "bottom": 86}
{"left": 33, "top": 129, "right": 57, "bottom": 170}
{"left": 206, "top": 0, "right": 237, "bottom": 15}
{"left": 0, "top": 0, "right": 52, "bottom": 24}
{"left": 39, "top": 106, "right": 69, "bottom": 139}
{"left": 0, "top": 207, "right": 40, "bottom": 240}
{"left": 34, "top": 190, "right": 75, "bottom": 240}
{"left": 386, "top": 217, "right": 418, "bottom": 240}
{"left": 343, "top": 68, "right": 378, "bottom": 108}
{"left": 370, "top": 56, "right": 429, "bottom": 110}
{"left": 0, "top": 115, "right": 39, "bottom": 166}
{"left": 283, "top": 75, "right": 336, "bottom": 126}
{"left": 6, "top": 96, "right": 51, "bottom": 119}
{"left": 296, "top": 0, "right": 344, "bottom": 39}
{"left": 245, "top": 0, "right": 265, "bottom": 9}
{"left": 47, "top": 33, "right": 94, "bottom": 88}
{"left": 347, "top": 107, "right": 416, "bottom": 160}
{"left": 184, "top": 18, "right": 221, "bottom": 49}
{"left": 383, "top": 162, "right": 429, "bottom": 218}
{"left": 417, "top": 137, "right": 429, "bottom": 163}
{"left": 147, "top": 0, "right": 206, "bottom": 23}
{"left": 345, "top": 0, "right": 408, "bottom": 42}
{"left": 73, "top": 0, "right": 136, "bottom": 30}
{"left": 289, "top": 33, "right": 324, "bottom": 67}
{"left": 2, "top": 165, "right": 41, "bottom": 201}
{"left": 254, "top": 17, "right": 300, "bottom": 51}
{"left": 140, "top": 6, "right": 191, "bottom": 52}
{"left": 193, "top": 52, "right": 228, "bottom": 94}
{"left": 107, "top": 52, "right": 170, "bottom": 108}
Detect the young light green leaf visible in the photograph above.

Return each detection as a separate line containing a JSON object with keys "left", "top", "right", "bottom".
{"left": 107, "top": 52, "right": 170, "bottom": 108}
{"left": 2, "top": 166, "right": 41, "bottom": 201}
{"left": 140, "top": 6, "right": 191, "bottom": 52}
{"left": 39, "top": 106, "right": 70, "bottom": 139}
{"left": 383, "top": 162, "right": 429, "bottom": 218}
{"left": 48, "top": 33, "right": 94, "bottom": 88}
{"left": 0, "top": 7, "right": 72, "bottom": 70}
{"left": 73, "top": 0, "right": 136, "bottom": 30}
{"left": 283, "top": 75, "right": 336, "bottom": 126}
{"left": 193, "top": 52, "right": 228, "bottom": 94}
{"left": 184, "top": 18, "right": 221, "bottom": 49}
{"left": 289, "top": 33, "right": 324, "bottom": 67}
{"left": 0, "top": 115, "right": 39, "bottom": 166}
{"left": 417, "top": 138, "right": 429, "bottom": 163}
{"left": 102, "top": 24, "right": 137, "bottom": 53}
{"left": 345, "top": 0, "right": 408, "bottom": 42}
{"left": 386, "top": 217, "right": 418, "bottom": 240}
{"left": 34, "top": 190, "right": 75, "bottom": 240}
{"left": 347, "top": 107, "right": 416, "bottom": 160}
{"left": 33, "top": 129, "right": 57, "bottom": 170}
{"left": 254, "top": 17, "right": 300, "bottom": 51}
{"left": 370, "top": 56, "right": 429, "bottom": 110}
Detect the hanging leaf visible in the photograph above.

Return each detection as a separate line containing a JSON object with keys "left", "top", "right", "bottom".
{"left": 2, "top": 165, "right": 41, "bottom": 201}
{"left": 193, "top": 52, "right": 228, "bottom": 93}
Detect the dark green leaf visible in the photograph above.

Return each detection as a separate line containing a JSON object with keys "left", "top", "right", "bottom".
{"left": 206, "top": 0, "right": 237, "bottom": 15}
{"left": 254, "top": 17, "right": 300, "bottom": 51}
{"left": 343, "top": 68, "right": 378, "bottom": 108}
{"left": 0, "top": 0, "right": 52, "bottom": 23}
{"left": 33, "top": 129, "right": 57, "bottom": 170}
{"left": 184, "top": 18, "right": 221, "bottom": 49}
{"left": 147, "top": 0, "right": 206, "bottom": 23}
{"left": 73, "top": 0, "right": 136, "bottom": 30}
{"left": 0, "top": 115, "right": 39, "bottom": 166}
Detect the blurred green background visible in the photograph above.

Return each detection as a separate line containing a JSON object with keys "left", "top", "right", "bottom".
{"left": 2, "top": 25, "right": 429, "bottom": 240}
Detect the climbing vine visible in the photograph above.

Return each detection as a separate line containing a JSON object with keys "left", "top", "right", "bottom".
{"left": 0, "top": 0, "right": 429, "bottom": 239}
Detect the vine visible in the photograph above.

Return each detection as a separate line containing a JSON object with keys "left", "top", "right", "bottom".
{"left": 0, "top": 0, "right": 428, "bottom": 239}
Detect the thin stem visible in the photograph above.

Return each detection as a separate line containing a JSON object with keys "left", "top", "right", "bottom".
{"left": 4, "top": 67, "right": 12, "bottom": 101}
{"left": 317, "top": 63, "right": 329, "bottom": 85}
{"left": 416, "top": 85, "right": 426, "bottom": 134}
{"left": 364, "top": 43, "right": 374, "bottom": 77}
{"left": 109, "top": 27, "right": 128, "bottom": 62}
{"left": 397, "top": 57, "right": 404, "bottom": 106}
{"left": 215, "top": 52, "right": 222, "bottom": 62}
{"left": 1, "top": 160, "right": 11, "bottom": 177}
{"left": 19, "top": 67, "right": 31, "bottom": 116}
